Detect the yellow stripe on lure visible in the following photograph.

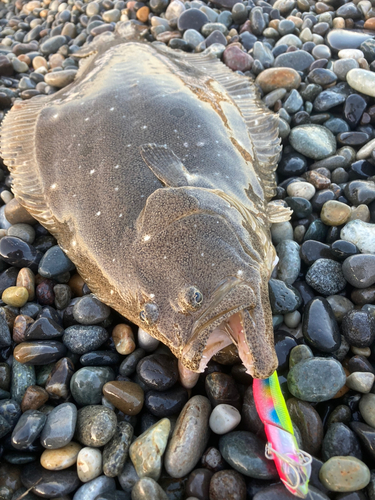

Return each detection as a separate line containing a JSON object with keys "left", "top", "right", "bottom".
{"left": 253, "top": 371, "right": 312, "bottom": 498}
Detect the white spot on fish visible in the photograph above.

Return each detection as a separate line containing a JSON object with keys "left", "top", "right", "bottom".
{"left": 50, "top": 183, "right": 57, "bottom": 190}
{"left": 119, "top": 213, "right": 123, "bottom": 217}
{"left": 144, "top": 235, "right": 150, "bottom": 241}
{"left": 90, "top": 169, "right": 95, "bottom": 175}
{"left": 112, "top": 258, "right": 115, "bottom": 262}
{"left": 96, "top": 211, "right": 101, "bottom": 216}
{"left": 85, "top": 118, "right": 89, "bottom": 121}
{"left": 237, "top": 270, "right": 243, "bottom": 276}
{"left": 110, "top": 290, "right": 114, "bottom": 295}
{"left": 197, "top": 142, "right": 204, "bottom": 147}
{"left": 150, "top": 294, "right": 155, "bottom": 298}
{"left": 142, "top": 125, "right": 148, "bottom": 129}
{"left": 201, "top": 252, "right": 204, "bottom": 256}
{"left": 114, "top": 187, "right": 119, "bottom": 191}
{"left": 72, "top": 240, "right": 76, "bottom": 246}
{"left": 183, "top": 142, "right": 189, "bottom": 147}
{"left": 110, "top": 107, "right": 114, "bottom": 111}
{"left": 114, "top": 165, "right": 119, "bottom": 169}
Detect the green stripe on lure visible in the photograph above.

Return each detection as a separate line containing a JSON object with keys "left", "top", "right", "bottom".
{"left": 253, "top": 371, "right": 312, "bottom": 498}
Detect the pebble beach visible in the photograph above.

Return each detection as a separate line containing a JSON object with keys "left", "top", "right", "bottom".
{"left": 0, "top": 0, "right": 375, "bottom": 499}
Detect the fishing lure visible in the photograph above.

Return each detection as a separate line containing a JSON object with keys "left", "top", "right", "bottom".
{"left": 253, "top": 371, "right": 312, "bottom": 498}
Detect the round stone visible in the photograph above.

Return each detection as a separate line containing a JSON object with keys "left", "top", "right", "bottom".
{"left": 136, "top": 353, "right": 178, "bottom": 391}
{"left": 209, "top": 470, "right": 246, "bottom": 500}
{"left": 2, "top": 286, "right": 28, "bottom": 307}
{"left": 70, "top": 367, "right": 115, "bottom": 406}
{"left": 21, "top": 463, "right": 80, "bottom": 498}
{"left": 73, "top": 294, "right": 111, "bottom": 325}
{"left": 77, "top": 447, "right": 103, "bottom": 482}
{"left": 306, "top": 259, "right": 347, "bottom": 296}
{"left": 209, "top": 404, "right": 241, "bottom": 434}
{"left": 342, "top": 310, "right": 375, "bottom": 347}
{"left": 40, "top": 402, "right": 77, "bottom": 449}
{"left": 286, "top": 182, "right": 316, "bottom": 200}
{"left": 112, "top": 324, "right": 135, "bottom": 355}
{"left": 321, "top": 200, "right": 351, "bottom": 226}
{"left": 346, "top": 372, "right": 375, "bottom": 393}
{"left": 302, "top": 297, "right": 341, "bottom": 352}
{"left": 102, "top": 381, "right": 144, "bottom": 415}
{"left": 287, "top": 357, "right": 347, "bottom": 402}
{"left": 289, "top": 125, "right": 336, "bottom": 160}
{"left": 255, "top": 68, "right": 301, "bottom": 93}
{"left": 63, "top": 325, "right": 109, "bottom": 354}
{"left": 76, "top": 406, "right": 117, "bottom": 448}
{"left": 319, "top": 456, "right": 370, "bottom": 492}
{"left": 341, "top": 220, "right": 375, "bottom": 254}
{"left": 40, "top": 442, "right": 81, "bottom": 470}
{"left": 347, "top": 68, "right": 375, "bottom": 97}
{"left": 342, "top": 254, "right": 375, "bottom": 288}
{"left": 359, "top": 393, "right": 375, "bottom": 428}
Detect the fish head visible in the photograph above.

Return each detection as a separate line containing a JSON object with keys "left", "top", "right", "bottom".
{"left": 132, "top": 186, "right": 278, "bottom": 379}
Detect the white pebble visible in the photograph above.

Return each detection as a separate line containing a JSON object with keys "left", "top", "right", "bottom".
{"left": 137, "top": 328, "right": 160, "bottom": 352}
{"left": 0, "top": 190, "right": 13, "bottom": 204}
{"left": 346, "top": 372, "right": 375, "bottom": 393}
{"left": 338, "top": 48, "right": 364, "bottom": 60}
{"left": 356, "top": 137, "right": 375, "bottom": 160}
{"left": 209, "top": 404, "right": 241, "bottom": 434}
{"left": 287, "top": 181, "right": 316, "bottom": 200}
{"left": 77, "top": 447, "right": 102, "bottom": 483}
{"left": 284, "top": 310, "right": 301, "bottom": 329}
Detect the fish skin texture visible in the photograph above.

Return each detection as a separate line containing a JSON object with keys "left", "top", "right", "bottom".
{"left": 0, "top": 21, "right": 291, "bottom": 378}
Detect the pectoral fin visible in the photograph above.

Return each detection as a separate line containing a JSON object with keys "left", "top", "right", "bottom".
{"left": 140, "top": 144, "right": 190, "bottom": 188}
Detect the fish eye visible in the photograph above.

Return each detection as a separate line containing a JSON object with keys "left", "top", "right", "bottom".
{"left": 139, "top": 303, "right": 159, "bottom": 325}
{"left": 179, "top": 286, "right": 203, "bottom": 312}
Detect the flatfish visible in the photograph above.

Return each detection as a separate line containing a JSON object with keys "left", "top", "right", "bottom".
{"left": 0, "top": 21, "right": 291, "bottom": 378}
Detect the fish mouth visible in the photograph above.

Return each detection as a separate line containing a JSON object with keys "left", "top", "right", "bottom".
{"left": 181, "top": 277, "right": 278, "bottom": 378}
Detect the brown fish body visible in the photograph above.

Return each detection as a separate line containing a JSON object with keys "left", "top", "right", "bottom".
{"left": 1, "top": 22, "right": 291, "bottom": 378}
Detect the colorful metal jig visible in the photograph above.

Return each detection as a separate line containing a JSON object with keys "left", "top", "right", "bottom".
{"left": 253, "top": 371, "right": 312, "bottom": 498}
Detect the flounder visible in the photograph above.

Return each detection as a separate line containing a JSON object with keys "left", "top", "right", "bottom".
{"left": 0, "top": 22, "right": 292, "bottom": 379}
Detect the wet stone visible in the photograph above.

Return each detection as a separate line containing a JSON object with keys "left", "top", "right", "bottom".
{"left": 344, "top": 180, "right": 375, "bottom": 206}
{"left": 136, "top": 353, "right": 178, "bottom": 391}
{"left": 321, "top": 201, "right": 351, "bottom": 226}
{"left": 76, "top": 405, "right": 117, "bottom": 448}
{"left": 0, "top": 314, "right": 11, "bottom": 348}
{"left": 73, "top": 475, "right": 116, "bottom": 500}
{"left": 40, "top": 441, "right": 81, "bottom": 471}
{"left": 289, "top": 125, "right": 336, "bottom": 160}
{"left": 11, "top": 409, "right": 46, "bottom": 450}
{"left": 119, "top": 348, "right": 146, "bottom": 377}
{"left": 40, "top": 402, "right": 77, "bottom": 449}
{"left": 0, "top": 362, "right": 10, "bottom": 391}
{"left": 103, "top": 381, "right": 144, "bottom": 416}
{"left": 21, "top": 463, "right": 80, "bottom": 498}
{"left": 11, "top": 360, "right": 35, "bottom": 404}
{"left": 40, "top": 35, "right": 67, "bottom": 56}
{"left": 288, "top": 357, "right": 347, "bottom": 402}
{"left": 0, "top": 237, "right": 41, "bottom": 273}
{"left": 268, "top": 279, "right": 302, "bottom": 314}
{"left": 219, "top": 431, "right": 278, "bottom": 479}
{"left": 287, "top": 398, "right": 323, "bottom": 456}
{"left": 45, "top": 357, "right": 74, "bottom": 399}
{"left": 344, "top": 94, "right": 367, "bottom": 129}
{"left": 350, "top": 421, "right": 375, "bottom": 460}
{"left": 313, "top": 89, "right": 346, "bottom": 112}
{"left": 13, "top": 341, "right": 67, "bottom": 365}
{"left": 73, "top": 294, "right": 110, "bottom": 325}
{"left": 177, "top": 9, "right": 208, "bottom": 31}
{"left": 319, "top": 456, "right": 370, "bottom": 492}
{"left": 20, "top": 385, "right": 48, "bottom": 412}
{"left": 342, "top": 310, "right": 375, "bottom": 347}
{"left": 25, "top": 317, "right": 63, "bottom": 340}
{"left": 330, "top": 241, "right": 358, "bottom": 260}
{"left": 303, "top": 297, "right": 341, "bottom": 352}
{"left": 327, "top": 30, "right": 374, "bottom": 51}
{"left": 165, "top": 396, "right": 211, "bottom": 478}
{"left": 0, "top": 398, "right": 21, "bottom": 435}
{"left": 209, "top": 404, "right": 241, "bottom": 435}
{"left": 322, "top": 423, "right": 362, "bottom": 462}
{"left": 63, "top": 325, "right": 109, "bottom": 354}
{"left": 77, "top": 447, "right": 102, "bottom": 483}
{"left": 300, "top": 240, "right": 332, "bottom": 266}
{"left": 129, "top": 418, "right": 170, "bottom": 481}
{"left": 70, "top": 367, "right": 114, "bottom": 406}
{"left": 131, "top": 478, "right": 168, "bottom": 500}
{"left": 80, "top": 350, "right": 120, "bottom": 366}
{"left": 274, "top": 332, "right": 298, "bottom": 372}
{"left": 222, "top": 45, "right": 253, "bottom": 72}
{"left": 359, "top": 393, "right": 375, "bottom": 428}
{"left": 103, "top": 422, "right": 133, "bottom": 477}
{"left": 38, "top": 245, "right": 75, "bottom": 278}
{"left": 145, "top": 385, "right": 188, "bottom": 417}
{"left": 255, "top": 68, "right": 301, "bottom": 93}
{"left": 209, "top": 469, "right": 246, "bottom": 500}
{"left": 306, "top": 259, "right": 347, "bottom": 296}
{"left": 342, "top": 254, "right": 375, "bottom": 288}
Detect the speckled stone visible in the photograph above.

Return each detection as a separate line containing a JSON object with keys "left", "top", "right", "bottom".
{"left": 289, "top": 125, "right": 336, "bottom": 160}
{"left": 76, "top": 405, "right": 117, "bottom": 447}
{"left": 63, "top": 325, "right": 109, "bottom": 354}
{"left": 164, "top": 396, "right": 211, "bottom": 478}
{"left": 103, "top": 422, "right": 133, "bottom": 477}
{"left": 129, "top": 418, "right": 170, "bottom": 481}
{"left": 11, "top": 360, "right": 35, "bottom": 404}
{"left": 209, "top": 470, "right": 246, "bottom": 500}
{"left": 70, "top": 367, "right": 115, "bottom": 406}
{"left": 306, "top": 259, "right": 347, "bottom": 295}
{"left": 322, "top": 423, "right": 362, "bottom": 461}
{"left": 288, "top": 357, "right": 346, "bottom": 402}
{"left": 319, "top": 456, "right": 370, "bottom": 492}
{"left": 131, "top": 478, "right": 168, "bottom": 500}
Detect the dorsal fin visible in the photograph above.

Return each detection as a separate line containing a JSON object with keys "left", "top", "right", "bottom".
{"left": 0, "top": 98, "right": 61, "bottom": 235}
{"left": 153, "top": 44, "right": 282, "bottom": 200}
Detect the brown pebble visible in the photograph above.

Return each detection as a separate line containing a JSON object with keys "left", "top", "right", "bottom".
{"left": 209, "top": 469, "right": 246, "bottom": 500}
{"left": 332, "top": 17, "right": 345, "bottom": 28}
{"left": 103, "top": 381, "right": 144, "bottom": 415}
{"left": 186, "top": 468, "right": 213, "bottom": 500}
{"left": 21, "top": 385, "right": 49, "bottom": 412}
{"left": 36, "top": 279, "right": 55, "bottom": 306}
{"left": 303, "top": 171, "right": 331, "bottom": 190}
{"left": 45, "top": 357, "right": 74, "bottom": 399}
{"left": 49, "top": 53, "right": 65, "bottom": 69}
{"left": 255, "top": 67, "right": 301, "bottom": 93}
{"left": 112, "top": 324, "right": 136, "bottom": 355}
{"left": 41, "top": 442, "right": 81, "bottom": 470}
{"left": 68, "top": 273, "right": 85, "bottom": 297}
{"left": 18, "top": 54, "right": 30, "bottom": 66}
{"left": 315, "top": 1, "right": 333, "bottom": 12}
{"left": 32, "top": 55, "right": 48, "bottom": 70}
{"left": 201, "top": 447, "right": 226, "bottom": 473}
{"left": 364, "top": 18, "right": 375, "bottom": 30}
{"left": 16, "top": 268, "right": 35, "bottom": 301}
{"left": 136, "top": 5, "right": 149, "bottom": 22}
{"left": 13, "top": 315, "right": 34, "bottom": 344}
{"left": 222, "top": 45, "right": 253, "bottom": 73}
{"left": 4, "top": 198, "right": 36, "bottom": 225}
{"left": 2, "top": 286, "right": 29, "bottom": 307}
